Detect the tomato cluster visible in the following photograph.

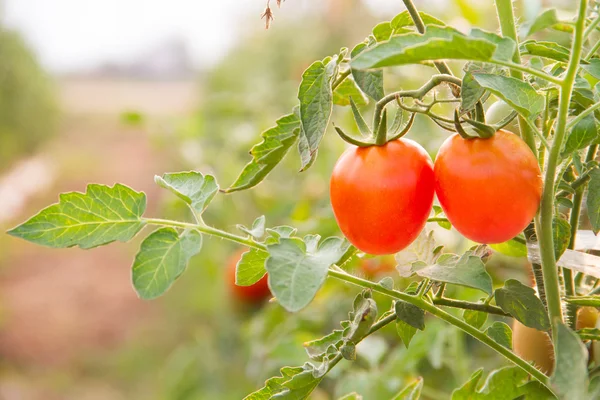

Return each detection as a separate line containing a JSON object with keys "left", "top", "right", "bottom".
{"left": 330, "top": 129, "right": 542, "bottom": 254}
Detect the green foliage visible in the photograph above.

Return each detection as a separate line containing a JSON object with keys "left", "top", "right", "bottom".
{"left": 235, "top": 248, "right": 268, "bottom": 286}
{"left": 155, "top": 171, "right": 218, "bottom": 215}
{"left": 297, "top": 56, "right": 340, "bottom": 170}
{"left": 453, "top": 367, "right": 554, "bottom": 399}
{"left": 552, "top": 217, "right": 571, "bottom": 261}
{"left": 392, "top": 378, "right": 423, "bottom": 400}
{"left": 463, "top": 309, "right": 487, "bottom": 329}
{"left": 550, "top": 323, "right": 589, "bottom": 400}
{"left": 265, "top": 236, "right": 349, "bottom": 312}
{"left": 485, "top": 322, "right": 512, "bottom": 349}
{"left": 8, "top": 184, "right": 147, "bottom": 249}
{"left": 395, "top": 300, "right": 425, "bottom": 330}
{"left": 586, "top": 168, "right": 600, "bottom": 234}
{"left": 495, "top": 279, "right": 550, "bottom": 331}
{"left": 471, "top": 73, "right": 544, "bottom": 118}
{"left": 132, "top": 228, "right": 202, "bottom": 299}
{"left": 351, "top": 27, "right": 515, "bottom": 70}
{"left": 0, "top": 28, "right": 58, "bottom": 170}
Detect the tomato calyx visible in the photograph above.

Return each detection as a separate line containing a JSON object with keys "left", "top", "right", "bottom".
{"left": 453, "top": 108, "right": 497, "bottom": 140}
{"left": 334, "top": 99, "right": 416, "bottom": 148}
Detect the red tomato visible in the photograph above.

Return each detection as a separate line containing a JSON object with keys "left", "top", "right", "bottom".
{"left": 227, "top": 250, "right": 271, "bottom": 303}
{"left": 330, "top": 139, "right": 435, "bottom": 255}
{"left": 434, "top": 130, "right": 542, "bottom": 244}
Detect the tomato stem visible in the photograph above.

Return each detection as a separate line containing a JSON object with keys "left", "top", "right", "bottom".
{"left": 537, "top": 0, "right": 588, "bottom": 330}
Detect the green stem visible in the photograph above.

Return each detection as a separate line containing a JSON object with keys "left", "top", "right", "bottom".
{"left": 327, "top": 269, "right": 553, "bottom": 392}
{"left": 372, "top": 74, "right": 461, "bottom": 131}
{"left": 332, "top": 69, "right": 351, "bottom": 90}
{"left": 144, "top": 218, "right": 266, "bottom": 250}
{"left": 433, "top": 297, "right": 510, "bottom": 317}
{"left": 146, "top": 216, "right": 551, "bottom": 391}
{"left": 584, "top": 14, "right": 600, "bottom": 41}
{"left": 401, "top": 0, "right": 455, "bottom": 79}
{"left": 585, "top": 39, "right": 600, "bottom": 61}
{"left": 538, "top": 0, "right": 588, "bottom": 328}
{"left": 494, "top": 60, "right": 563, "bottom": 85}
{"left": 566, "top": 102, "right": 600, "bottom": 130}
{"left": 494, "top": 0, "right": 537, "bottom": 155}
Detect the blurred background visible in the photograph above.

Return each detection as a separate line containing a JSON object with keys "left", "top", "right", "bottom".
{"left": 0, "top": 0, "right": 579, "bottom": 399}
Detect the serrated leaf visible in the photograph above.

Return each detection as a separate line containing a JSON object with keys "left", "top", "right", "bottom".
{"left": 563, "top": 114, "right": 599, "bottom": 155}
{"left": 586, "top": 168, "right": 600, "bottom": 234}
{"left": 155, "top": 171, "right": 218, "bottom": 215}
{"left": 525, "top": 9, "right": 560, "bottom": 37}
{"left": 237, "top": 215, "right": 266, "bottom": 239}
{"left": 266, "top": 237, "right": 349, "bottom": 312}
{"left": 395, "top": 300, "right": 425, "bottom": 330}
{"left": 463, "top": 309, "right": 487, "bottom": 329}
{"left": 351, "top": 26, "right": 515, "bottom": 70}
{"left": 8, "top": 183, "right": 146, "bottom": 249}
{"left": 553, "top": 217, "right": 571, "bottom": 261}
{"left": 226, "top": 113, "right": 300, "bottom": 192}
{"left": 520, "top": 40, "right": 571, "bottom": 63}
{"left": 550, "top": 323, "right": 589, "bottom": 400}
{"left": 485, "top": 322, "right": 512, "bottom": 349}
{"left": 471, "top": 73, "right": 544, "bottom": 119}
{"left": 495, "top": 279, "right": 550, "bottom": 331}
{"left": 236, "top": 248, "right": 269, "bottom": 286}
{"left": 461, "top": 72, "right": 485, "bottom": 112}
{"left": 416, "top": 252, "right": 493, "bottom": 295}
{"left": 298, "top": 57, "right": 338, "bottom": 170}
{"left": 304, "top": 329, "right": 344, "bottom": 361}
{"left": 132, "top": 228, "right": 202, "bottom": 299}
{"left": 245, "top": 364, "right": 323, "bottom": 400}
{"left": 333, "top": 77, "right": 368, "bottom": 106}
{"left": 351, "top": 42, "right": 384, "bottom": 101}
{"left": 392, "top": 377, "right": 423, "bottom": 400}
{"left": 346, "top": 294, "right": 378, "bottom": 344}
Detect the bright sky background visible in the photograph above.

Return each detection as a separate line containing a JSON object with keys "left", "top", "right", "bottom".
{"left": 2, "top": 0, "right": 399, "bottom": 73}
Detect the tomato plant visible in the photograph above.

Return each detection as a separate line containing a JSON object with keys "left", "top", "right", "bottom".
{"left": 228, "top": 249, "right": 272, "bottom": 303}
{"left": 6, "top": 0, "right": 600, "bottom": 398}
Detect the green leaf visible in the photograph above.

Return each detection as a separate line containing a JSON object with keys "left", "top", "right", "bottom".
{"left": 351, "top": 42, "right": 384, "bottom": 101}
{"left": 495, "top": 279, "right": 550, "bottom": 331}
{"left": 553, "top": 217, "right": 571, "bottom": 261}
{"left": 298, "top": 57, "right": 339, "bottom": 170}
{"left": 236, "top": 248, "right": 269, "bottom": 286}
{"left": 461, "top": 72, "right": 485, "bottom": 112}
{"left": 266, "top": 237, "right": 349, "bottom": 312}
{"left": 396, "top": 230, "right": 440, "bottom": 277}
{"left": 396, "top": 319, "right": 418, "bottom": 349}
{"left": 485, "top": 322, "right": 512, "bottom": 349}
{"left": 463, "top": 309, "right": 487, "bottom": 329}
{"left": 392, "top": 377, "right": 423, "bottom": 400}
{"left": 583, "top": 59, "right": 600, "bottom": 79}
{"left": 550, "top": 322, "right": 589, "bottom": 400}
{"left": 586, "top": 168, "right": 600, "bottom": 234}
{"left": 8, "top": 183, "right": 146, "bottom": 249}
{"left": 395, "top": 300, "right": 425, "bottom": 330}
{"left": 346, "top": 292, "right": 378, "bottom": 344}
{"left": 245, "top": 364, "right": 323, "bottom": 400}
{"left": 416, "top": 252, "right": 493, "bottom": 295}
{"left": 453, "top": 366, "right": 551, "bottom": 400}
{"left": 372, "top": 22, "right": 394, "bottom": 42}
{"left": 226, "top": 113, "right": 300, "bottom": 192}
{"left": 471, "top": 73, "right": 544, "bottom": 118}
{"left": 237, "top": 215, "right": 266, "bottom": 239}
{"left": 520, "top": 40, "right": 571, "bottom": 63}
{"left": 490, "top": 239, "right": 527, "bottom": 258}
{"left": 155, "top": 171, "right": 218, "bottom": 215}
{"left": 563, "top": 114, "right": 599, "bottom": 155}
{"left": 391, "top": 11, "right": 446, "bottom": 30}
{"left": 333, "top": 77, "right": 368, "bottom": 106}
{"left": 351, "top": 26, "right": 515, "bottom": 70}
{"left": 525, "top": 9, "right": 560, "bottom": 37}
{"left": 132, "top": 228, "right": 202, "bottom": 299}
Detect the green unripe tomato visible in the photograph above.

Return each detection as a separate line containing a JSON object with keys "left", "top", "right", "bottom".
{"left": 486, "top": 100, "right": 520, "bottom": 134}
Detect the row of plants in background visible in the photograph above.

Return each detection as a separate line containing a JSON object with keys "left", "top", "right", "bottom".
{"left": 7, "top": 0, "right": 600, "bottom": 398}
